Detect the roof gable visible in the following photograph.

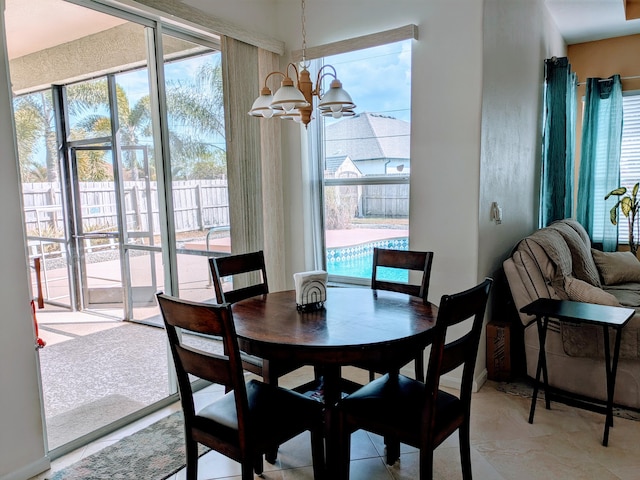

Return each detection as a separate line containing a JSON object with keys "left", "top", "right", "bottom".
{"left": 324, "top": 112, "right": 410, "bottom": 162}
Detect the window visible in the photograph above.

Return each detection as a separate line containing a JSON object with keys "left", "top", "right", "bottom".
{"left": 618, "top": 93, "right": 640, "bottom": 244}
{"left": 311, "top": 40, "right": 412, "bottom": 284}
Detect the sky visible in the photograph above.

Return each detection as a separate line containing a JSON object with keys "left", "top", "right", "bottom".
{"left": 323, "top": 39, "right": 412, "bottom": 123}
{"left": 17, "top": 39, "right": 411, "bottom": 169}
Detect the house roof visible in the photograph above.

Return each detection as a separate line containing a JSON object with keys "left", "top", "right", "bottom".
{"left": 324, "top": 112, "right": 410, "bottom": 162}
{"left": 325, "top": 154, "right": 349, "bottom": 173}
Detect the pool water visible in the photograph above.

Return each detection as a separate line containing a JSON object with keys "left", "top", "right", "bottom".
{"left": 326, "top": 237, "right": 409, "bottom": 281}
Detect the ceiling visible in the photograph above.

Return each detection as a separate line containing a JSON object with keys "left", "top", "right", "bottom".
{"left": 4, "top": 0, "right": 125, "bottom": 59}
{"left": 4, "top": 0, "right": 640, "bottom": 60}
{"left": 546, "top": 0, "right": 640, "bottom": 44}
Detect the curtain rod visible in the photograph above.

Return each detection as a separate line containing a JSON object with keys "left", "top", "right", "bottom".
{"left": 577, "top": 75, "right": 640, "bottom": 86}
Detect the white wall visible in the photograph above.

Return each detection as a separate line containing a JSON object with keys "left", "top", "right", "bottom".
{"left": 478, "top": 0, "right": 565, "bottom": 377}
{"left": 0, "top": 2, "right": 49, "bottom": 479}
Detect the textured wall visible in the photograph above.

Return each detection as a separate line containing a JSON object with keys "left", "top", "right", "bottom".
{"left": 10, "top": 23, "right": 198, "bottom": 93}
{"left": 478, "top": 0, "right": 565, "bottom": 379}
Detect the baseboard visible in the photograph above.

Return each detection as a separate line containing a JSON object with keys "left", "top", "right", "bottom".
{"left": 473, "top": 368, "right": 488, "bottom": 392}
{"left": 440, "top": 367, "right": 488, "bottom": 394}
{"left": 0, "top": 456, "right": 50, "bottom": 480}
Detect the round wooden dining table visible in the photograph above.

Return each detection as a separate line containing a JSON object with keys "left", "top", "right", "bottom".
{"left": 232, "top": 287, "right": 438, "bottom": 369}
{"left": 231, "top": 287, "right": 439, "bottom": 468}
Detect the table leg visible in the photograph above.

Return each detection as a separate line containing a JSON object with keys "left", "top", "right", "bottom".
{"left": 321, "top": 365, "right": 342, "bottom": 473}
{"left": 602, "top": 326, "right": 623, "bottom": 447}
{"left": 529, "top": 315, "right": 550, "bottom": 423}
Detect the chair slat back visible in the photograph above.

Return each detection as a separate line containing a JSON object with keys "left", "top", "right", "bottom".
{"left": 156, "top": 293, "right": 248, "bottom": 420}
{"left": 371, "top": 248, "right": 434, "bottom": 300}
{"left": 422, "top": 278, "right": 493, "bottom": 429}
{"left": 438, "top": 278, "right": 493, "bottom": 378}
{"left": 209, "top": 251, "right": 269, "bottom": 304}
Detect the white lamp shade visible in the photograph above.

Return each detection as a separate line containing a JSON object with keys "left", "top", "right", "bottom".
{"left": 318, "top": 79, "right": 355, "bottom": 112}
{"left": 249, "top": 92, "right": 274, "bottom": 117}
{"left": 320, "top": 107, "right": 355, "bottom": 119}
{"left": 271, "top": 84, "right": 309, "bottom": 112}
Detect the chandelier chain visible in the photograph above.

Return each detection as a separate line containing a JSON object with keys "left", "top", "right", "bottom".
{"left": 301, "top": 0, "right": 307, "bottom": 64}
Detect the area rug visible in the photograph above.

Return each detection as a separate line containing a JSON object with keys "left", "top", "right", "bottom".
{"left": 48, "top": 411, "right": 209, "bottom": 480}
{"left": 495, "top": 379, "right": 640, "bottom": 421}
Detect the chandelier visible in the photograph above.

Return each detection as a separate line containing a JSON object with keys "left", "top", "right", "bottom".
{"left": 248, "top": 0, "right": 355, "bottom": 128}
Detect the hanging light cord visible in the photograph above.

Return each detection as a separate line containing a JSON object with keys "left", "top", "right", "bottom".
{"left": 301, "top": 0, "right": 309, "bottom": 68}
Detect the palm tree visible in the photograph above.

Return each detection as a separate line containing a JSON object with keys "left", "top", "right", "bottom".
{"left": 13, "top": 91, "right": 58, "bottom": 182}
{"left": 164, "top": 57, "right": 227, "bottom": 179}
{"left": 69, "top": 79, "right": 151, "bottom": 181}
{"left": 14, "top": 52, "right": 227, "bottom": 183}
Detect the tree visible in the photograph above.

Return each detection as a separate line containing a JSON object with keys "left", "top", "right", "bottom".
{"left": 13, "top": 91, "right": 58, "bottom": 182}
{"left": 164, "top": 57, "right": 227, "bottom": 179}
{"left": 13, "top": 53, "right": 228, "bottom": 183}
{"left": 68, "top": 78, "right": 149, "bottom": 181}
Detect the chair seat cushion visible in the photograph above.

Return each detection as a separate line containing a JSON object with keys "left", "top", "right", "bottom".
{"left": 339, "top": 374, "right": 461, "bottom": 443}
{"left": 195, "top": 380, "right": 322, "bottom": 447}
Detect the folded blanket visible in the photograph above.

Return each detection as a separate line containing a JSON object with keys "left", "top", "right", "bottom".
{"left": 519, "top": 229, "right": 572, "bottom": 300}
{"left": 549, "top": 220, "right": 601, "bottom": 287}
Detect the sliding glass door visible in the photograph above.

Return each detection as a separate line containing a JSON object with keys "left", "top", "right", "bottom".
{"left": 161, "top": 33, "right": 229, "bottom": 306}
{"left": 6, "top": 0, "right": 226, "bottom": 455}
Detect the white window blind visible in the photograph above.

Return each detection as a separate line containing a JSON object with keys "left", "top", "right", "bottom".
{"left": 618, "top": 94, "right": 640, "bottom": 243}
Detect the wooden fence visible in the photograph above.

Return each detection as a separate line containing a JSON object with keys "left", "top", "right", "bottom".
{"left": 22, "top": 179, "right": 230, "bottom": 236}
{"left": 22, "top": 180, "right": 408, "bottom": 237}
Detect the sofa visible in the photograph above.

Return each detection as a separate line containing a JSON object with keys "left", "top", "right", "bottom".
{"left": 503, "top": 218, "right": 640, "bottom": 410}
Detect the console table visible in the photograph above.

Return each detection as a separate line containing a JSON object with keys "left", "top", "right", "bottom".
{"left": 520, "top": 298, "right": 634, "bottom": 446}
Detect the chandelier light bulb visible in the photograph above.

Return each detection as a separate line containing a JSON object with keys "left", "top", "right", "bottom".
{"left": 271, "top": 77, "right": 309, "bottom": 112}
{"left": 317, "top": 78, "right": 355, "bottom": 115}
{"left": 248, "top": 0, "right": 356, "bottom": 127}
{"left": 248, "top": 86, "right": 274, "bottom": 118}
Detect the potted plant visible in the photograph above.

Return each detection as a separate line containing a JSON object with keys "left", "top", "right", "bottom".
{"left": 605, "top": 182, "right": 640, "bottom": 256}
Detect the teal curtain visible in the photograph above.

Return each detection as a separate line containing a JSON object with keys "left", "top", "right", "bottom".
{"left": 540, "top": 57, "right": 577, "bottom": 227}
{"left": 576, "top": 75, "right": 623, "bottom": 251}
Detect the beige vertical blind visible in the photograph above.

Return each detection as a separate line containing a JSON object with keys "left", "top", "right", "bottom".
{"left": 221, "top": 36, "right": 287, "bottom": 291}
{"left": 258, "top": 47, "right": 286, "bottom": 292}
{"left": 222, "top": 36, "right": 263, "bottom": 259}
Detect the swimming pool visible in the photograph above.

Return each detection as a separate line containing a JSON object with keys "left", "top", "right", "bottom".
{"left": 326, "top": 237, "right": 409, "bottom": 281}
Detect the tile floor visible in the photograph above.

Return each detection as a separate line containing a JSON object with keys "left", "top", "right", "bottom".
{"left": 30, "top": 366, "right": 640, "bottom": 480}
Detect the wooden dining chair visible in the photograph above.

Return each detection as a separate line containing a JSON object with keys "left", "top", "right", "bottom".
{"left": 209, "top": 251, "right": 269, "bottom": 305}
{"left": 208, "top": 251, "right": 305, "bottom": 386}
{"left": 156, "top": 293, "right": 325, "bottom": 480}
{"left": 334, "top": 278, "right": 493, "bottom": 480}
{"left": 358, "top": 247, "right": 434, "bottom": 382}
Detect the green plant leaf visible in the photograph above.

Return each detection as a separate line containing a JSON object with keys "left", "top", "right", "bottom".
{"left": 622, "top": 196, "right": 633, "bottom": 217}
{"left": 610, "top": 206, "right": 619, "bottom": 225}
{"left": 634, "top": 183, "right": 639, "bottom": 198}
{"left": 605, "top": 187, "right": 627, "bottom": 200}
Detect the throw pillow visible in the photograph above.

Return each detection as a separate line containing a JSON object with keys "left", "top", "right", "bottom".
{"left": 563, "top": 276, "right": 620, "bottom": 306}
{"left": 591, "top": 249, "right": 640, "bottom": 285}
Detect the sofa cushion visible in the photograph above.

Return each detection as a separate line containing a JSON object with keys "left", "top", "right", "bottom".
{"left": 550, "top": 221, "right": 601, "bottom": 287}
{"left": 603, "top": 282, "right": 640, "bottom": 308}
{"left": 563, "top": 276, "right": 620, "bottom": 306}
{"left": 591, "top": 250, "right": 640, "bottom": 285}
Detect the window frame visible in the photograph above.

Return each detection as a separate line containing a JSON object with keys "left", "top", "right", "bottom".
{"left": 306, "top": 35, "right": 414, "bottom": 284}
